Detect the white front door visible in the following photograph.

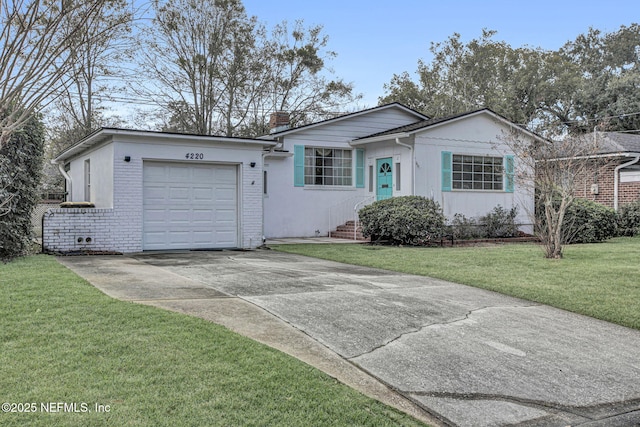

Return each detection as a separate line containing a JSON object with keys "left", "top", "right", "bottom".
{"left": 142, "top": 162, "right": 238, "bottom": 250}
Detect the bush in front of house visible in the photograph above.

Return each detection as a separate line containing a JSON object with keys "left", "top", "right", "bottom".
{"left": 479, "top": 205, "right": 519, "bottom": 238}
{"left": 563, "top": 198, "right": 617, "bottom": 243}
{"left": 449, "top": 213, "right": 485, "bottom": 240}
{"left": 616, "top": 201, "right": 640, "bottom": 237}
{"left": 359, "top": 196, "right": 446, "bottom": 245}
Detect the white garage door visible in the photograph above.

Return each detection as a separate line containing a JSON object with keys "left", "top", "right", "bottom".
{"left": 143, "top": 162, "right": 238, "bottom": 250}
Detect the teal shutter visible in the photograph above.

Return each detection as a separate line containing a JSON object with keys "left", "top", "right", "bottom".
{"left": 355, "top": 149, "right": 364, "bottom": 188}
{"left": 504, "top": 155, "right": 515, "bottom": 193}
{"left": 441, "top": 151, "right": 452, "bottom": 192}
{"left": 294, "top": 145, "right": 305, "bottom": 187}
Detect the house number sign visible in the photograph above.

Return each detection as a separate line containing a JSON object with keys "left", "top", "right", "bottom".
{"left": 185, "top": 153, "right": 204, "bottom": 160}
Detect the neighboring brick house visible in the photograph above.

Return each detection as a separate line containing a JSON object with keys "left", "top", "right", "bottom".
{"left": 571, "top": 132, "right": 640, "bottom": 210}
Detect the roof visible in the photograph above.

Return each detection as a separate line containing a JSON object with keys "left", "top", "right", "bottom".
{"left": 595, "top": 132, "right": 640, "bottom": 154}
{"left": 53, "top": 128, "right": 276, "bottom": 163}
{"left": 352, "top": 108, "right": 547, "bottom": 144}
{"left": 258, "top": 102, "right": 430, "bottom": 139}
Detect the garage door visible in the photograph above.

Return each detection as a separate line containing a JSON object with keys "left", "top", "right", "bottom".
{"left": 143, "top": 162, "right": 238, "bottom": 250}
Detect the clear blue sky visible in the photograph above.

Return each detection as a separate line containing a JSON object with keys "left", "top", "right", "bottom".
{"left": 242, "top": 0, "right": 639, "bottom": 107}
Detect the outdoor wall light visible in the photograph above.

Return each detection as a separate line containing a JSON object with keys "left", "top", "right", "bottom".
{"left": 250, "top": 162, "right": 256, "bottom": 168}
{"left": 124, "top": 156, "right": 131, "bottom": 162}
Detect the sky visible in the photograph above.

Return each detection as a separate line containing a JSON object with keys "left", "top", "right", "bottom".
{"left": 241, "top": 0, "right": 640, "bottom": 107}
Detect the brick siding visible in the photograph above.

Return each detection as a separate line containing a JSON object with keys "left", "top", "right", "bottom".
{"left": 572, "top": 158, "right": 640, "bottom": 208}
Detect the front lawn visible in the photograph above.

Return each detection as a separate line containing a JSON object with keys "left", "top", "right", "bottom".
{"left": 272, "top": 237, "right": 640, "bottom": 330}
{"left": 0, "top": 255, "right": 426, "bottom": 427}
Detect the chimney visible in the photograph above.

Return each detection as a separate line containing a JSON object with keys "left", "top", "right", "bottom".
{"left": 269, "top": 111, "right": 290, "bottom": 133}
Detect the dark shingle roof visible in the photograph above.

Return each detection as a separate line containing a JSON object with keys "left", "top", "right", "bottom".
{"left": 597, "top": 132, "right": 640, "bottom": 154}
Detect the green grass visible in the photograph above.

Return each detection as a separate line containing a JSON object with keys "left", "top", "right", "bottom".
{"left": 272, "top": 237, "right": 640, "bottom": 331}
{"left": 0, "top": 255, "right": 426, "bottom": 427}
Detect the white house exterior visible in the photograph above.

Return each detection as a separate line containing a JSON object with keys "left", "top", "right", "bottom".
{"left": 43, "top": 103, "right": 540, "bottom": 254}
{"left": 261, "top": 105, "right": 539, "bottom": 239}
{"left": 261, "top": 103, "right": 428, "bottom": 238}
{"left": 43, "top": 129, "right": 275, "bottom": 253}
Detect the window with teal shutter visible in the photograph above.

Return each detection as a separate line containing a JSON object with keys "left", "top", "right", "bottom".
{"left": 505, "top": 155, "right": 515, "bottom": 193}
{"left": 441, "top": 151, "right": 452, "bottom": 192}
{"left": 293, "top": 145, "right": 304, "bottom": 187}
{"left": 355, "top": 149, "right": 364, "bottom": 188}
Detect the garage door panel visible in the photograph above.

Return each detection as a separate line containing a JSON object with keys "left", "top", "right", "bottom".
{"left": 168, "top": 187, "right": 191, "bottom": 201}
{"left": 192, "top": 187, "right": 215, "bottom": 201}
{"left": 169, "top": 165, "right": 191, "bottom": 182}
{"left": 215, "top": 188, "right": 236, "bottom": 201}
{"left": 144, "top": 165, "right": 166, "bottom": 180}
{"left": 215, "top": 167, "right": 236, "bottom": 182}
{"left": 193, "top": 167, "right": 215, "bottom": 180}
{"left": 143, "top": 162, "right": 238, "bottom": 250}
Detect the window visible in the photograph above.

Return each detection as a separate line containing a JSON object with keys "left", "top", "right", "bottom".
{"left": 395, "top": 162, "right": 401, "bottom": 191}
{"left": 84, "top": 159, "right": 91, "bottom": 201}
{"left": 452, "top": 155, "right": 503, "bottom": 190}
{"left": 263, "top": 170, "right": 268, "bottom": 195}
{"left": 304, "top": 147, "right": 352, "bottom": 186}
{"left": 368, "top": 165, "right": 374, "bottom": 192}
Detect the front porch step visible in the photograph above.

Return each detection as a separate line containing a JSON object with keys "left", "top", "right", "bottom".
{"left": 330, "top": 221, "right": 369, "bottom": 241}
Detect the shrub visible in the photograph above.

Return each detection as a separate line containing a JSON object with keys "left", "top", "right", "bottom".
{"left": 0, "top": 113, "right": 46, "bottom": 260}
{"left": 479, "top": 205, "right": 519, "bottom": 238}
{"left": 449, "top": 213, "right": 485, "bottom": 240}
{"left": 359, "top": 196, "right": 446, "bottom": 245}
{"left": 563, "top": 198, "right": 617, "bottom": 243}
{"left": 617, "top": 201, "right": 640, "bottom": 237}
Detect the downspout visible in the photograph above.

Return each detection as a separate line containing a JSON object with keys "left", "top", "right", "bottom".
{"left": 395, "top": 137, "right": 414, "bottom": 195}
{"left": 56, "top": 161, "right": 72, "bottom": 202}
{"left": 614, "top": 154, "right": 640, "bottom": 211}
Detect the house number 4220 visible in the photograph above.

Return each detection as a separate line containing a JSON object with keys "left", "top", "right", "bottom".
{"left": 185, "top": 153, "right": 204, "bottom": 160}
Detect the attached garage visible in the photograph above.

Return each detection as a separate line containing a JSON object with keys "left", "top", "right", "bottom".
{"left": 44, "top": 128, "right": 275, "bottom": 254}
{"left": 143, "top": 162, "right": 238, "bottom": 250}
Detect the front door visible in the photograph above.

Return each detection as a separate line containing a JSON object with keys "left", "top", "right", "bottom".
{"left": 376, "top": 158, "right": 393, "bottom": 201}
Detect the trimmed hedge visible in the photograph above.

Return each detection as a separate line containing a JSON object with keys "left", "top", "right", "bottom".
{"left": 563, "top": 198, "right": 617, "bottom": 243}
{"left": 617, "top": 201, "right": 640, "bottom": 237}
{"left": 359, "top": 196, "right": 446, "bottom": 245}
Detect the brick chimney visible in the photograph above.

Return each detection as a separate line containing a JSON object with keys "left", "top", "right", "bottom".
{"left": 269, "top": 111, "right": 290, "bottom": 133}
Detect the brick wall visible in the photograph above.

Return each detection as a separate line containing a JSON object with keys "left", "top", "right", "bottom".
{"left": 42, "top": 208, "right": 130, "bottom": 253}
{"left": 572, "top": 158, "right": 640, "bottom": 208}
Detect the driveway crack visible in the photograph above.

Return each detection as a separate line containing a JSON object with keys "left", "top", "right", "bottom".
{"left": 350, "top": 304, "right": 540, "bottom": 360}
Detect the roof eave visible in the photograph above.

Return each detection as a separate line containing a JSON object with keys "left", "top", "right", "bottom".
{"left": 53, "top": 128, "right": 277, "bottom": 163}
{"left": 350, "top": 132, "right": 410, "bottom": 146}
{"left": 262, "top": 103, "right": 429, "bottom": 138}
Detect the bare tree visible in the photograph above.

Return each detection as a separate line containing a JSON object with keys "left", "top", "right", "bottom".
{"left": 503, "top": 129, "right": 610, "bottom": 258}
{"left": 0, "top": 0, "right": 111, "bottom": 148}
{"left": 53, "top": 0, "right": 134, "bottom": 137}
{"left": 135, "top": 0, "right": 360, "bottom": 136}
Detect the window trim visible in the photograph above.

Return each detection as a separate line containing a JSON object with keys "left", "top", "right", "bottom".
{"left": 442, "top": 151, "right": 513, "bottom": 192}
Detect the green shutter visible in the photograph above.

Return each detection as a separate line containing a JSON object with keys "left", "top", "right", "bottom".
{"left": 505, "top": 155, "right": 515, "bottom": 193}
{"left": 441, "top": 151, "right": 452, "bottom": 192}
{"left": 355, "top": 149, "right": 364, "bottom": 188}
{"left": 294, "top": 145, "right": 305, "bottom": 187}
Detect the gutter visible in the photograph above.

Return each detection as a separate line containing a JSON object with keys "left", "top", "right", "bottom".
{"left": 614, "top": 153, "right": 640, "bottom": 211}
{"left": 56, "top": 162, "right": 72, "bottom": 202}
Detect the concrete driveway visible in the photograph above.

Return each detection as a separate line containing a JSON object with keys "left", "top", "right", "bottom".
{"left": 58, "top": 250, "right": 640, "bottom": 427}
